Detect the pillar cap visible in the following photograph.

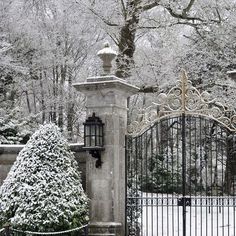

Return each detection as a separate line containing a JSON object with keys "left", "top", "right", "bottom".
{"left": 73, "top": 76, "right": 139, "bottom": 96}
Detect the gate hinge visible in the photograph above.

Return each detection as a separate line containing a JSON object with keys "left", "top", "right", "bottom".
{"left": 178, "top": 197, "right": 191, "bottom": 206}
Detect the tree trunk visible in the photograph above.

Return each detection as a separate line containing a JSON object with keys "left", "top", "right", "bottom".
{"left": 67, "top": 71, "right": 75, "bottom": 141}
{"left": 32, "top": 82, "right": 37, "bottom": 114}
{"left": 25, "top": 90, "right": 31, "bottom": 114}
{"left": 51, "top": 66, "right": 58, "bottom": 123}
{"left": 58, "top": 65, "right": 66, "bottom": 129}
{"left": 39, "top": 70, "right": 46, "bottom": 123}
{"left": 115, "top": 0, "right": 142, "bottom": 78}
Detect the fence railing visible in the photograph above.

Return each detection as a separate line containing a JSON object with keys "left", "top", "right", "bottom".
{"left": 0, "top": 224, "right": 88, "bottom": 236}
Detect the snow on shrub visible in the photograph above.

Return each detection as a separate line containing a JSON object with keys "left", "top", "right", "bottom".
{"left": 0, "top": 123, "right": 89, "bottom": 231}
{"left": 0, "top": 108, "right": 37, "bottom": 144}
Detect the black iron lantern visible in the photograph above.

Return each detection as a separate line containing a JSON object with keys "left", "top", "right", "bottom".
{"left": 83, "top": 113, "right": 104, "bottom": 168}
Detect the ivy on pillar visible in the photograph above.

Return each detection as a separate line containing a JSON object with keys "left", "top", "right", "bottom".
{"left": 73, "top": 42, "right": 139, "bottom": 236}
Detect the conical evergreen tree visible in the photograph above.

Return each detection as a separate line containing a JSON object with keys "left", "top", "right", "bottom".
{"left": 0, "top": 123, "right": 88, "bottom": 231}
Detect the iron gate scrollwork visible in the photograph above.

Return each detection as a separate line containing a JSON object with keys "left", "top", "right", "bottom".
{"left": 125, "top": 71, "right": 236, "bottom": 236}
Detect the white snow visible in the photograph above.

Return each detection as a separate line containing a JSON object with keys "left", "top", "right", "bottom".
{"left": 0, "top": 144, "right": 25, "bottom": 148}
{"left": 142, "top": 204, "right": 235, "bottom": 236}
{"left": 97, "top": 42, "right": 117, "bottom": 56}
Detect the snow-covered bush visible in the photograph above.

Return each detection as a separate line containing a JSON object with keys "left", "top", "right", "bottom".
{"left": 0, "top": 123, "right": 89, "bottom": 231}
{"left": 0, "top": 108, "right": 38, "bottom": 144}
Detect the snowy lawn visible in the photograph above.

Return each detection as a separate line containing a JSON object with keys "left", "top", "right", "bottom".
{"left": 133, "top": 194, "right": 236, "bottom": 236}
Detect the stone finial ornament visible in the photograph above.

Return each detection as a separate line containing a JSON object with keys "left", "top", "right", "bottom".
{"left": 97, "top": 42, "right": 117, "bottom": 75}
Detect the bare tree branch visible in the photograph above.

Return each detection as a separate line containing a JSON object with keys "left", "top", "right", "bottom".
{"left": 165, "top": 6, "right": 203, "bottom": 22}
{"left": 173, "top": 21, "right": 201, "bottom": 28}
{"left": 183, "top": 34, "right": 198, "bottom": 43}
{"left": 88, "top": 7, "right": 119, "bottom": 26}
{"left": 215, "top": 7, "right": 222, "bottom": 23}
{"left": 139, "top": 85, "right": 159, "bottom": 93}
{"left": 137, "top": 26, "right": 164, "bottom": 29}
{"left": 142, "top": 1, "right": 160, "bottom": 12}
{"left": 76, "top": 1, "right": 119, "bottom": 27}
{"left": 107, "top": 32, "right": 119, "bottom": 45}
{"left": 137, "top": 21, "right": 201, "bottom": 29}
{"left": 120, "top": 0, "right": 127, "bottom": 19}
{"left": 182, "top": 0, "right": 196, "bottom": 16}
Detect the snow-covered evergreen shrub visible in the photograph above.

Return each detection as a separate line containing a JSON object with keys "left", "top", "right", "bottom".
{"left": 0, "top": 108, "right": 38, "bottom": 144}
{"left": 0, "top": 123, "right": 89, "bottom": 231}
{"left": 143, "top": 152, "right": 182, "bottom": 194}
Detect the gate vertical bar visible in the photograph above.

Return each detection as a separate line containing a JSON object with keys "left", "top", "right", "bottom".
{"left": 181, "top": 71, "right": 187, "bottom": 236}
{"left": 125, "top": 135, "right": 128, "bottom": 236}
{"left": 182, "top": 112, "right": 187, "bottom": 236}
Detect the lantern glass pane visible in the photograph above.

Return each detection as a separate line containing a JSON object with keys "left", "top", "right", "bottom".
{"left": 99, "top": 136, "right": 103, "bottom": 146}
{"left": 85, "top": 136, "right": 90, "bottom": 146}
{"left": 85, "top": 125, "right": 90, "bottom": 135}
{"left": 99, "top": 126, "right": 103, "bottom": 136}
{"left": 91, "top": 136, "right": 95, "bottom": 146}
{"left": 96, "top": 124, "right": 100, "bottom": 135}
{"left": 95, "top": 135, "right": 98, "bottom": 146}
{"left": 94, "top": 125, "right": 97, "bottom": 139}
{"left": 91, "top": 125, "right": 95, "bottom": 136}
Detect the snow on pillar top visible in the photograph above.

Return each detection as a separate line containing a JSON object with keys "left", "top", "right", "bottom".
{"left": 97, "top": 42, "right": 117, "bottom": 75}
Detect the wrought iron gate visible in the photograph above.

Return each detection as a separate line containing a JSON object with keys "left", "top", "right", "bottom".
{"left": 125, "top": 72, "right": 236, "bottom": 236}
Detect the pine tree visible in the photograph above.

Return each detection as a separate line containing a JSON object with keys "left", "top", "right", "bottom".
{"left": 0, "top": 123, "right": 88, "bottom": 231}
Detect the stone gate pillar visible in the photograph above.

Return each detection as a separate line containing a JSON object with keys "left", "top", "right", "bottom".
{"left": 73, "top": 43, "right": 139, "bottom": 236}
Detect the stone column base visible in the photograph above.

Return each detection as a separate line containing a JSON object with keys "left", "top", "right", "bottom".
{"left": 88, "top": 222, "right": 122, "bottom": 236}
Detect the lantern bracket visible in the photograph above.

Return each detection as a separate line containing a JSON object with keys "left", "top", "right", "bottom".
{"left": 89, "top": 150, "right": 102, "bottom": 168}
{"left": 83, "top": 146, "right": 105, "bottom": 168}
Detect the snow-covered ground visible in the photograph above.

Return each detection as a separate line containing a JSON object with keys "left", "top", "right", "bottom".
{"left": 130, "top": 194, "right": 236, "bottom": 236}
{"left": 141, "top": 205, "right": 235, "bottom": 236}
